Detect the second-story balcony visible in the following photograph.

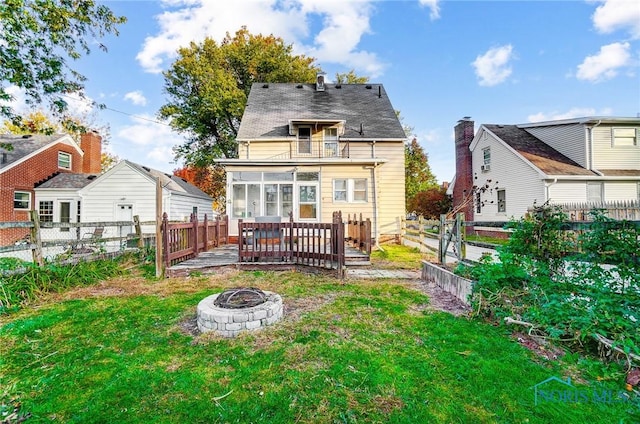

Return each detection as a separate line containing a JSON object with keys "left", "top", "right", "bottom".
{"left": 265, "top": 139, "right": 351, "bottom": 160}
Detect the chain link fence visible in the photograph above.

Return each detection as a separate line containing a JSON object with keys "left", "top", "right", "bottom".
{"left": 0, "top": 219, "right": 156, "bottom": 270}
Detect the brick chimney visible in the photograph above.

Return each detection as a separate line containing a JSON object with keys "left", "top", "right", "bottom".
{"left": 80, "top": 131, "right": 102, "bottom": 174}
{"left": 453, "top": 117, "right": 475, "bottom": 221}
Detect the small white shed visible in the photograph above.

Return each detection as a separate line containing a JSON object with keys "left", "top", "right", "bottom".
{"left": 35, "top": 160, "right": 216, "bottom": 242}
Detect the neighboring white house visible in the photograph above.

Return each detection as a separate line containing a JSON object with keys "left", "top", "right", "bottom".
{"left": 34, "top": 160, "right": 215, "bottom": 241}
{"left": 451, "top": 117, "right": 640, "bottom": 228}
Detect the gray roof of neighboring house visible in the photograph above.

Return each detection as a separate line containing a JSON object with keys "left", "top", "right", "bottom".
{"left": 124, "top": 160, "right": 212, "bottom": 200}
{"left": 485, "top": 125, "right": 597, "bottom": 176}
{"left": 0, "top": 133, "right": 69, "bottom": 171}
{"left": 35, "top": 172, "right": 98, "bottom": 189}
{"left": 236, "top": 83, "right": 406, "bottom": 141}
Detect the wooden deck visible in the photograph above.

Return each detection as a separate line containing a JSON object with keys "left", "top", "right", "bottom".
{"left": 166, "top": 244, "right": 370, "bottom": 277}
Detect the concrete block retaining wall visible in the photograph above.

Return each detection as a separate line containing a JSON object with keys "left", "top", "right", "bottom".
{"left": 421, "top": 260, "right": 473, "bottom": 306}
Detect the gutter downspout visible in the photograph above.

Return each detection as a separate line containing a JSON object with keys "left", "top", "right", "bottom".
{"left": 544, "top": 178, "right": 557, "bottom": 203}
{"left": 587, "top": 120, "right": 601, "bottom": 171}
{"left": 370, "top": 140, "right": 383, "bottom": 251}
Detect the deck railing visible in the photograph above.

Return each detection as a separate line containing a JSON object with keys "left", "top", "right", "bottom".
{"left": 346, "top": 213, "right": 372, "bottom": 254}
{"left": 237, "top": 211, "right": 345, "bottom": 275}
{"left": 161, "top": 213, "right": 228, "bottom": 267}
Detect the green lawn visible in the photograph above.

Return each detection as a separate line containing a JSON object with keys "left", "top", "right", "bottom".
{"left": 1, "top": 254, "right": 638, "bottom": 423}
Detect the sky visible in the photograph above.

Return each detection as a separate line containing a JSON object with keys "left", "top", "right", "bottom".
{"left": 7, "top": 0, "right": 640, "bottom": 183}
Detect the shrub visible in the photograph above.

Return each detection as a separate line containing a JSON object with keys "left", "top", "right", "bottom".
{"left": 467, "top": 204, "right": 640, "bottom": 359}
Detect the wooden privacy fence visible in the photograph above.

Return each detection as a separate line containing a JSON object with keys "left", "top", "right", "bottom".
{"left": 161, "top": 213, "right": 228, "bottom": 267}
{"left": 539, "top": 200, "right": 640, "bottom": 221}
{"left": 238, "top": 211, "right": 345, "bottom": 275}
{"left": 346, "top": 213, "right": 372, "bottom": 255}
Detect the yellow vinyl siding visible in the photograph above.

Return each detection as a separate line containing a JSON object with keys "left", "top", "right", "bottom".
{"left": 591, "top": 125, "right": 640, "bottom": 170}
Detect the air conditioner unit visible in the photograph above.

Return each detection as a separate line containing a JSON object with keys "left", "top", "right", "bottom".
{"left": 481, "top": 164, "right": 491, "bottom": 172}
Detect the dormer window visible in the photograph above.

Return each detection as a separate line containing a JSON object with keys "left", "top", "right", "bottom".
{"left": 58, "top": 151, "right": 71, "bottom": 169}
{"left": 298, "top": 127, "right": 311, "bottom": 154}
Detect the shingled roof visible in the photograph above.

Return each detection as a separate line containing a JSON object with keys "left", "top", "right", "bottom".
{"left": 236, "top": 83, "right": 406, "bottom": 141}
{"left": 36, "top": 172, "right": 98, "bottom": 189}
{"left": 485, "top": 125, "right": 597, "bottom": 176}
{"left": 0, "top": 134, "right": 74, "bottom": 171}
{"left": 124, "top": 160, "right": 212, "bottom": 200}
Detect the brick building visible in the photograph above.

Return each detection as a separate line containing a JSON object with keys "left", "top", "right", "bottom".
{"left": 0, "top": 132, "right": 101, "bottom": 244}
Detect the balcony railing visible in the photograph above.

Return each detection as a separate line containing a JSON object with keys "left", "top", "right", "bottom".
{"left": 265, "top": 140, "right": 351, "bottom": 160}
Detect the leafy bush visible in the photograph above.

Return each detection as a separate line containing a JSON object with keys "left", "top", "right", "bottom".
{"left": 466, "top": 204, "right": 640, "bottom": 359}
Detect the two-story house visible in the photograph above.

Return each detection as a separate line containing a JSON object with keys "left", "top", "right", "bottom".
{"left": 451, "top": 116, "right": 640, "bottom": 231}
{"left": 216, "top": 75, "right": 407, "bottom": 241}
{"left": 0, "top": 132, "right": 101, "bottom": 244}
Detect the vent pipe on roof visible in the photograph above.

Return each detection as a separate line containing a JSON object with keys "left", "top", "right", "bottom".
{"left": 316, "top": 72, "right": 326, "bottom": 91}
{"left": 1, "top": 153, "right": 6, "bottom": 164}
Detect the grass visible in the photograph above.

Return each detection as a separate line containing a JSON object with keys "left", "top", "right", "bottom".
{"left": 369, "top": 243, "right": 434, "bottom": 269}
{"left": 1, "top": 248, "right": 638, "bottom": 423}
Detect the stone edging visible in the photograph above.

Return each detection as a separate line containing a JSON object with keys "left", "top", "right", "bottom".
{"left": 197, "top": 291, "right": 283, "bottom": 337}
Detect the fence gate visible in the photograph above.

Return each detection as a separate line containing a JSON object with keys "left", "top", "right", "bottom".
{"left": 438, "top": 213, "right": 464, "bottom": 264}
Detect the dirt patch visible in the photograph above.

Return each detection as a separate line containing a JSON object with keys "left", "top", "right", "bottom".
{"left": 406, "top": 279, "right": 471, "bottom": 317}
{"left": 512, "top": 331, "right": 565, "bottom": 361}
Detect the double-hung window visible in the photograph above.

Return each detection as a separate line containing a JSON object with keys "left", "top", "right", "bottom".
{"left": 497, "top": 189, "right": 506, "bottom": 213}
{"left": 58, "top": 151, "right": 71, "bottom": 169}
{"left": 587, "top": 182, "right": 603, "bottom": 203}
{"left": 39, "top": 201, "right": 54, "bottom": 222}
{"left": 324, "top": 128, "right": 339, "bottom": 157}
{"left": 14, "top": 191, "right": 30, "bottom": 210}
{"left": 333, "top": 178, "right": 367, "bottom": 202}
{"left": 298, "top": 127, "right": 311, "bottom": 154}
{"left": 612, "top": 128, "right": 638, "bottom": 147}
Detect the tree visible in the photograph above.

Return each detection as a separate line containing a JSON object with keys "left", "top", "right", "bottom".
{"left": 407, "top": 186, "right": 451, "bottom": 219}
{"left": 405, "top": 138, "right": 438, "bottom": 210}
{"left": 0, "top": 1, "right": 126, "bottom": 124}
{"left": 2, "top": 110, "right": 116, "bottom": 172}
{"left": 159, "top": 27, "right": 321, "bottom": 166}
{"left": 334, "top": 70, "right": 369, "bottom": 84}
{"left": 174, "top": 165, "right": 226, "bottom": 212}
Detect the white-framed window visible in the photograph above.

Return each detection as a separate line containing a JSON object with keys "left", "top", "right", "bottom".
{"left": 612, "top": 128, "right": 638, "bottom": 147}
{"left": 58, "top": 151, "right": 71, "bottom": 169}
{"left": 39, "top": 201, "right": 54, "bottom": 222}
{"left": 475, "top": 191, "right": 482, "bottom": 214}
{"left": 637, "top": 182, "right": 640, "bottom": 201}
{"left": 482, "top": 147, "right": 491, "bottom": 165}
{"left": 14, "top": 191, "right": 30, "bottom": 210}
{"left": 497, "top": 189, "right": 506, "bottom": 213}
{"left": 333, "top": 178, "right": 367, "bottom": 203}
{"left": 324, "top": 127, "right": 339, "bottom": 157}
{"left": 587, "top": 182, "right": 603, "bottom": 203}
{"left": 298, "top": 127, "right": 311, "bottom": 154}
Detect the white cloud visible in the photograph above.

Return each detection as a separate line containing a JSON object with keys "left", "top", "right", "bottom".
{"left": 124, "top": 91, "right": 148, "bottom": 106}
{"left": 527, "top": 107, "right": 614, "bottom": 122}
{"left": 114, "top": 115, "right": 184, "bottom": 172}
{"left": 472, "top": 45, "right": 514, "bottom": 86}
{"left": 136, "top": 0, "right": 384, "bottom": 77}
{"left": 0, "top": 85, "right": 28, "bottom": 113}
{"left": 576, "top": 41, "right": 630, "bottom": 82}
{"left": 419, "top": 0, "right": 441, "bottom": 20}
{"left": 592, "top": 0, "right": 640, "bottom": 39}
